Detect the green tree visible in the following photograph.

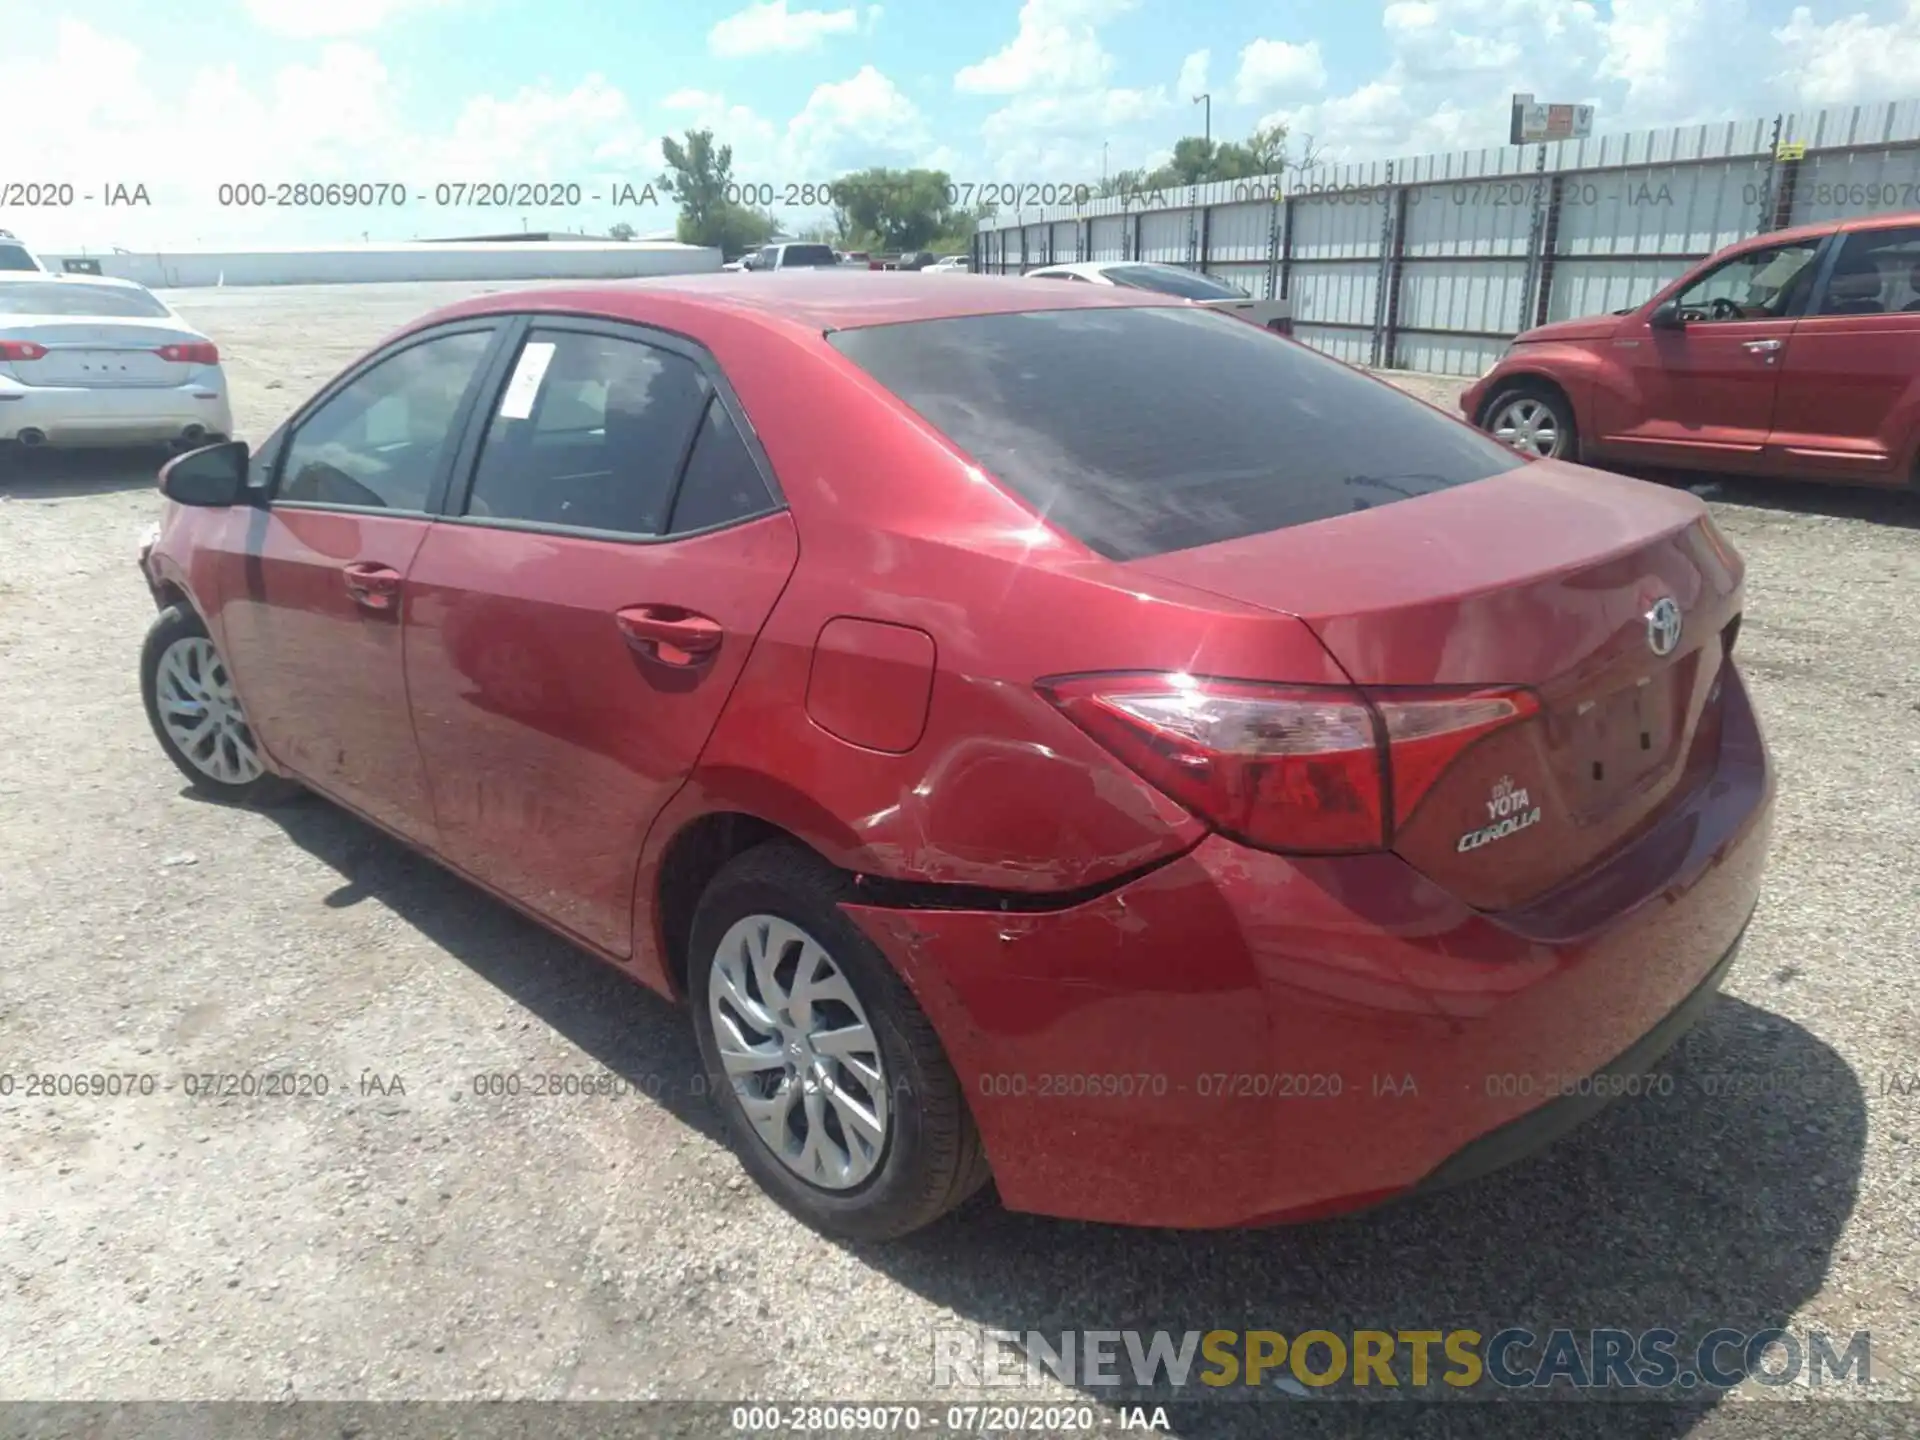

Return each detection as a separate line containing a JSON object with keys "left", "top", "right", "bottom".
{"left": 607, "top": 221, "right": 636, "bottom": 242}
{"left": 658, "top": 128, "right": 778, "bottom": 255}
{"left": 831, "top": 167, "right": 957, "bottom": 252}
{"left": 1119, "top": 121, "right": 1319, "bottom": 195}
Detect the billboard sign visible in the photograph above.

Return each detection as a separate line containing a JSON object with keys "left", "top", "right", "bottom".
{"left": 1510, "top": 93, "right": 1594, "bottom": 144}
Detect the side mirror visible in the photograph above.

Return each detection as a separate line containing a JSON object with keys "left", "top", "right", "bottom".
{"left": 1650, "top": 298, "right": 1685, "bottom": 330}
{"left": 159, "top": 439, "right": 251, "bottom": 507}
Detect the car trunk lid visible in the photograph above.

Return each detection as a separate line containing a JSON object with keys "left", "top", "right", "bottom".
{"left": 1, "top": 319, "right": 198, "bottom": 387}
{"left": 1126, "top": 462, "right": 1745, "bottom": 910}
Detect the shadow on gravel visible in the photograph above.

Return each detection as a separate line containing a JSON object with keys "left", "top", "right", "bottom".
{"left": 245, "top": 793, "right": 1865, "bottom": 1440}
{"left": 253, "top": 790, "right": 726, "bottom": 1146}
{"left": 1635, "top": 466, "right": 1920, "bottom": 530}
{"left": 0, "top": 446, "right": 172, "bottom": 498}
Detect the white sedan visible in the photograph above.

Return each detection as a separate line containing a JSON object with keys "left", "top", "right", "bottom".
{"left": 1023, "top": 260, "right": 1291, "bottom": 332}
{"left": 0, "top": 274, "right": 233, "bottom": 456}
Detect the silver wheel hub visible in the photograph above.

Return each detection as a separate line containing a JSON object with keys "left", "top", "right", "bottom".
{"left": 155, "top": 635, "right": 264, "bottom": 786}
{"left": 707, "top": 914, "right": 891, "bottom": 1190}
{"left": 1489, "top": 397, "right": 1561, "bottom": 457}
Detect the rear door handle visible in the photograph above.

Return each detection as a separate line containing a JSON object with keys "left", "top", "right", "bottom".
{"left": 1743, "top": 338, "right": 1783, "bottom": 353}
{"left": 342, "top": 562, "right": 401, "bottom": 613}
{"left": 615, "top": 605, "right": 723, "bottom": 666}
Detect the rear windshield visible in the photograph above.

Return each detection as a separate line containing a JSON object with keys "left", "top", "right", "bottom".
{"left": 780, "top": 244, "right": 839, "bottom": 267}
{"left": 0, "top": 281, "right": 170, "bottom": 317}
{"left": 0, "top": 245, "right": 39, "bottom": 272}
{"left": 829, "top": 306, "right": 1525, "bottom": 560}
{"left": 1104, "top": 264, "right": 1246, "bottom": 300}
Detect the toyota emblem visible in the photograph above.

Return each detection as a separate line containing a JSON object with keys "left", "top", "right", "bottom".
{"left": 1645, "top": 597, "right": 1683, "bottom": 657}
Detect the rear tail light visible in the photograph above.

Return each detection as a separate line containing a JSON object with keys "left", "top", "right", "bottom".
{"left": 1039, "top": 672, "right": 1538, "bottom": 854}
{"left": 157, "top": 341, "right": 219, "bottom": 365}
{"left": 0, "top": 340, "right": 47, "bottom": 361}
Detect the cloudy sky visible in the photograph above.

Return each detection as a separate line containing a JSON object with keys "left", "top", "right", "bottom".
{"left": 4, "top": 0, "right": 1919, "bottom": 250}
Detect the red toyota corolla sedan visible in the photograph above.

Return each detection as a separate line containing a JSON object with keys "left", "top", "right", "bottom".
{"left": 137, "top": 273, "right": 1774, "bottom": 1239}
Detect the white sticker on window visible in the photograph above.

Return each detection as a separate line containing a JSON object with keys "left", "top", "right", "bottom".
{"left": 497, "top": 341, "right": 556, "bottom": 420}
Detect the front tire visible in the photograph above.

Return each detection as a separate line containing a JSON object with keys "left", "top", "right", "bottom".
{"left": 1483, "top": 383, "right": 1577, "bottom": 461}
{"left": 688, "top": 842, "right": 990, "bottom": 1240}
{"left": 140, "top": 604, "right": 300, "bottom": 805}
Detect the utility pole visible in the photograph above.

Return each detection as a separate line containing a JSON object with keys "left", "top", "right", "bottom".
{"left": 1102, "top": 141, "right": 1109, "bottom": 183}
{"left": 1193, "top": 92, "right": 1211, "bottom": 146}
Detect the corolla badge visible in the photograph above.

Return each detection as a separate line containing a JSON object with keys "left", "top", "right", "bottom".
{"left": 1646, "top": 596, "right": 1683, "bottom": 657}
{"left": 1457, "top": 775, "right": 1542, "bottom": 853}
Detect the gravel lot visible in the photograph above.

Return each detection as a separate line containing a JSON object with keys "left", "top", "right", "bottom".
{"left": 1, "top": 281, "right": 1916, "bottom": 1437}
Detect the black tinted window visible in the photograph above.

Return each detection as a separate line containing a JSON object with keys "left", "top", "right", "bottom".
{"left": 280, "top": 330, "right": 493, "bottom": 510}
{"left": 670, "top": 399, "right": 775, "bottom": 532}
{"left": 0, "top": 246, "right": 36, "bottom": 272}
{"left": 1105, "top": 264, "right": 1245, "bottom": 299}
{"left": 830, "top": 306, "right": 1525, "bottom": 560}
{"left": 781, "top": 244, "right": 839, "bottom": 267}
{"left": 466, "top": 329, "right": 708, "bottom": 535}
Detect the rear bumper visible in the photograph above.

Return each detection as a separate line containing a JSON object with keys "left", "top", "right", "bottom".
{"left": 0, "top": 375, "right": 232, "bottom": 445}
{"left": 846, "top": 667, "right": 1774, "bottom": 1229}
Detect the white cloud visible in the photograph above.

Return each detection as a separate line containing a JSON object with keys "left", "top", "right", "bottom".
{"left": 1176, "top": 49, "right": 1209, "bottom": 99}
{"left": 709, "top": 1, "right": 861, "bottom": 58}
{"left": 1232, "top": 38, "right": 1327, "bottom": 105}
{"left": 786, "top": 65, "right": 928, "bottom": 171}
{"left": 1771, "top": 0, "right": 1920, "bottom": 106}
{"left": 241, "top": 0, "right": 453, "bottom": 38}
{"left": 954, "top": 0, "right": 1135, "bottom": 95}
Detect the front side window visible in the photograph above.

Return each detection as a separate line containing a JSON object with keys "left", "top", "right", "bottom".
{"left": 278, "top": 329, "right": 493, "bottom": 511}
{"left": 464, "top": 328, "right": 710, "bottom": 536}
{"left": 1103, "top": 264, "right": 1247, "bottom": 300}
{"left": 1671, "top": 241, "right": 1822, "bottom": 322}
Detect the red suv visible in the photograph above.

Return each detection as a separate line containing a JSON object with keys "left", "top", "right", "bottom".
{"left": 1464, "top": 213, "right": 1920, "bottom": 487}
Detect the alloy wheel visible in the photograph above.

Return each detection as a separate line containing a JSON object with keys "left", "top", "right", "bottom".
{"left": 154, "top": 636, "right": 264, "bottom": 785}
{"left": 1488, "top": 396, "right": 1563, "bottom": 458}
{"left": 706, "top": 914, "right": 891, "bottom": 1190}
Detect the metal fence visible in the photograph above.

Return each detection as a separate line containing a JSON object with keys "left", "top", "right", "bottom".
{"left": 972, "top": 99, "right": 1920, "bottom": 376}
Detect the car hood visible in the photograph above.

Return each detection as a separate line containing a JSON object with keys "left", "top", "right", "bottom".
{"left": 1509, "top": 313, "right": 1624, "bottom": 345}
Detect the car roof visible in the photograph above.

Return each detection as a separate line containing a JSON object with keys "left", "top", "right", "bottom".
{"left": 418, "top": 270, "right": 1188, "bottom": 334}
{"left": 0, "top": 269, "right": 151, "bottom": 291}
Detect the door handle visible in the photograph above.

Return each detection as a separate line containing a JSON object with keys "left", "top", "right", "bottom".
{"left": 1743, "top": 338, "right": 1783, "bottom": 353}
{"left": 615, "top": 605, "right": 723, "bottom": 666}
{"left": 342, "top": 562, "right": 401, "bottom": 613}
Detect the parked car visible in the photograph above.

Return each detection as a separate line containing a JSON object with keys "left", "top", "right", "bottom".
{"left": 928, "top": 254, "right": 971, "bottom": 273}
{"left": 740, "top": 242, "right": 841, "bottom": 272}
{"left": 0, "top": 273, "right": 232, "bottom": 457}
{"left": 1465, "top": 211, "right": 1920, "bottom": 486}
{"left": 842, "top": 251, "right": 873, "bottom": 268}
{"left": 1025, "top": 260, "right": 1291, "bottom": 333}
{"left": 138, "top": 272, "right": 1772, "bottom": 1241}
{"left": 0, "top": 229, "right": 44, "bottom": 272}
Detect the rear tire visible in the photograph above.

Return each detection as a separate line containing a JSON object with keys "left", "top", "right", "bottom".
{"left": 141, "top": 604, "right": 301, "bottom": 805}
{"left": 1482, "top": 382, "right": 1577, "bottom": 461}
{"left": 688, "top": 841, "right": 991, "bottom": 1240}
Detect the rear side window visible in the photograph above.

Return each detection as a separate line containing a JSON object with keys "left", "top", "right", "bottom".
{"left": 669, "top": 398, "right": 776, "bottom": 533}
{"left": 465, "top": 329, "right": 709, "bottom": 535}
{"left": 829, "top": 306, "right": 1525, "bottom": 561}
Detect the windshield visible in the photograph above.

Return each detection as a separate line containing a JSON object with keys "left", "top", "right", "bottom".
{"left": 1102, "top": 264, "right": 1247, "bottom": 300}
{"left": 0, "top": 281, "right": 171, "bottom": 317}
{"left": 830, "top": 306, "right": 1523, "bottom": 561}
